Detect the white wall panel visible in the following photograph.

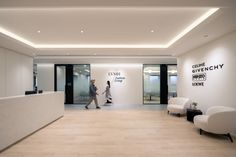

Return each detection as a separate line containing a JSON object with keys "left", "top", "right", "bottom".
{"left": 91, "top": 64, "right": 143, "bottom": 105}
{"left": 0, "top": 47, "right": 33, "bottom": 97}
{"left": 21, "top": 54, "right": 33, "bottom": 92}
{"left": 177, "top": 30, "right": 236, "bottom": 113}
{"left": 6, "top": 51, "right": 22, "bottom": 96}
{"left": 0, "top": 50, "right": 6, "bottom": 97}
{"left": 37, "top": 64, "right": 54, "bottom": 91}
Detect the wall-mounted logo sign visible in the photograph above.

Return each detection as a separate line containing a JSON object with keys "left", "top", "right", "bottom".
{"left": 192, "top": 62, "right": 224, "bottom": 86}
{"left": 192, "top": 73, "right": 206, "bottom": 81}
{"left": 108, "top": 71, "right": 126, "bottom": 83}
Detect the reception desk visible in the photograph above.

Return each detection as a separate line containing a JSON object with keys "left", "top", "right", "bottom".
{"left": 0, "top": 92, "right": 64, "bottom": 151}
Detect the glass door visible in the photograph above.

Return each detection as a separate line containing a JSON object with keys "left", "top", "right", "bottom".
{"left": 143, "top": 65, "right": 160, "bottom": 104}
{"left": 168, "top": 65, "right": 177, "bottom": 99}
{"left": 56, "top": 66, "right": 66, "bottom": 92}
{"left": 55, "top": 64, "right": 90, "bottom": 104}
{"left": 55, "top": 65, "right": 66, "bottom": 103}
{"left": 55, "top": 64, "right": 73, "bottom": 104}
{"left": 73, "top": 65, "right": 90, "bottom": 104}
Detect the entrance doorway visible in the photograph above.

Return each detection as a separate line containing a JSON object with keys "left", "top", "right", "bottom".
{"left": 143, "top": 64, "right": 177, "bottom": 104}
{"left": 54, "top": 64, "right": 90, "bottom": 104}
{"left": 143, "top": 65, "right": 160, "bottom": 104}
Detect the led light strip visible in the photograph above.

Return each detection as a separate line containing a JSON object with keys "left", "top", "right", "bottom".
{"left": 0, "top": 8, "right": 219, "bottom": 49}
{"left": 35, "top": 44, "right": 167, "bottom": 49}
{"left": 35, "top": 55, "right": 175, "bottom": 59}
{"left": 0, "top": 27, "right": 35, "bottom": 47}
{"left": 166, "top": 8, "right": 219, "bottom": 47}
{"left": 91, "top": 64, "right": 142, "bottom": 67}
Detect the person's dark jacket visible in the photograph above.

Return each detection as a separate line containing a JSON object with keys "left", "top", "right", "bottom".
{"left": 89, "top": 84, "right": 97, "bottom": 97}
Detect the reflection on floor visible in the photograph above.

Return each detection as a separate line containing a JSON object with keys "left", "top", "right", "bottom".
{"left": 66, "top": 103, "right": 167, "bottom": 110}
{"left": 143, "top": 96, "right": 160, "bottom": 104}
{"left": 73, "top": 96, "right": 90, "bottom": 104}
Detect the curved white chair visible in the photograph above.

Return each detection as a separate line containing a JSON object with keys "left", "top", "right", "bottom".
{"left": 167, "top": 97, "right": 191, "bottom": 116}
{"left": 194, "top": 106, "right": 236, "bottom": 142}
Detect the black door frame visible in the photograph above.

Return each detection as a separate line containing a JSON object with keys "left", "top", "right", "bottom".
{"left": 160, "top": 64, "right": 168, "bottom": 104}
{"left": 161, "top": 64, "right": 178, "bottom": 104}
{"left": 143, "top": 64, "right": 177, "bottom": 105}
{"left": 54, "top": 64, "right": 74, "bottom": 104}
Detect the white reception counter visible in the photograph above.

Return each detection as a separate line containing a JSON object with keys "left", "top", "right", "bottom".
{"left": 0, "top": 92, "right": 64, "bottom": 151}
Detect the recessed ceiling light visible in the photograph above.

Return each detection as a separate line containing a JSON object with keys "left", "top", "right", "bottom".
{"left": 93, "top": 53, "right": 97, "bottom": 55}
{"left": 0, "top": 8, "right": 219, "bottom": 49}
{"left": 150, "top": 30, "right": 154, "bottom": 33}
{"left": 37, "top": 30, "right": 41, "bottom": 33}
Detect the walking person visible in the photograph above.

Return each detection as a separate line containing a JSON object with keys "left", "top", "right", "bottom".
{"left": 102, "top": 80, "right": 112, "bottom": 105}
{"left": 85, "top": 79, "right": 100, "bottom": 109}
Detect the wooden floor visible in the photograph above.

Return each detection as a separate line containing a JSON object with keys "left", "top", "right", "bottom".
{"left": 1, "top": 105, "right": 236, "bottom": 157}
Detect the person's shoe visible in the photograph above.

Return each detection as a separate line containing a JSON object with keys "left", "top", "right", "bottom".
{"left": 85, "top": 106, "right": 88, "bottom": 109}
{"left": 96, "top": 106, "right": 101, "bottom": 109}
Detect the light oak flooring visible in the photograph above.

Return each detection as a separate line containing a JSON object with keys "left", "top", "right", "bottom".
{"left": 1, "top": 105, "right": 236, "bottom": 157}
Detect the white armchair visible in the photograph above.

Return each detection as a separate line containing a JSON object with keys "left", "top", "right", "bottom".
{"left": 194, "top": 106, "right": 236, "bottom": 142}
{"left": 167, "top": 97, "right": 191, "bottom": 116}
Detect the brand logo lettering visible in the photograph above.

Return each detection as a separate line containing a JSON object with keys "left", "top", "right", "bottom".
{"left": 108, "top": 72, "right": 120, "bottom": 76}
{"left": 192, "top": 62, "right": 224, "bottom": 86}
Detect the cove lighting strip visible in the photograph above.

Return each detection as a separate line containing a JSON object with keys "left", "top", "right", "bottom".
{"left": 166, "top": 8, "right": 219, "bottom": 47}
{"left": 92, "top": 64, "right": 142, "bottom": 67}
{"left": 0, "top": 27, "right": 35, "bottom": 47}
{"left": 0, "top": 8, "right": 219, "bottom": 49}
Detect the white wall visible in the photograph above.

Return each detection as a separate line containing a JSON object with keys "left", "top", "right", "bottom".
{"left": 36, "top": 64, "right": 143, "bottom": 105}
{"left": 177, "top": 30, "right": 236, "bottom": 113}
{"left": 0, "top": 47, "right": 33, "bottom": 97}
{"left": 0, "top": 51, "right": 6, "bottom": 97}
{"left": 91, "top": 64, "right": 143, "bottom": 105}
{"left": 37, "top": 64, "right": 54, "bottom": 91}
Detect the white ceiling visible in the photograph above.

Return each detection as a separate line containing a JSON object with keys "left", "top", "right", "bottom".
{"left": 0, "top": 8, "right": 211, "bottom": 45}
{"left": 0, "top": 0, "right": 236, "bottom": 62}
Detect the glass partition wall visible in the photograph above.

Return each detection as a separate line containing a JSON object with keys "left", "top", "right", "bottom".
{"left": 143, "top": 65, "right": 160, "bottom": 104}
{"left": 168, "top": 65, "right": 177, "bottom": 99}
{"left": 56, "top": 66, "right": 66, "bottom": 103}
{"left": 56, "top": 66, "right": 66, "bottom": 92}
{"left": 143, "top": 64, "right": 177, "bottom": 104}
{"left": 55, "top": 64, "right": 90, "bottom": 104}
{"left": 73, "top": 65, "right": 90, "bottom": 104}
{"left": 54, "top": 64, "right": 176, "bottom": 105}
